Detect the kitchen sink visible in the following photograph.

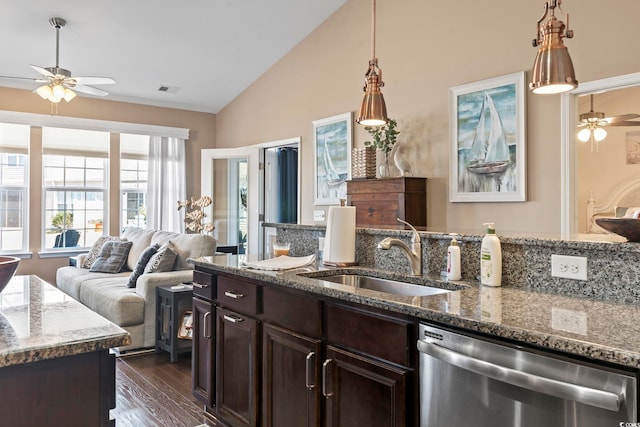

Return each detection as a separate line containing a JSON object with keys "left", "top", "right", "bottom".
{"left": 308, "top": 273, "right": 453, "bottom": 297}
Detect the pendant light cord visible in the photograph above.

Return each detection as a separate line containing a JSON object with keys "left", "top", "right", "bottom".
{"left": 371, "top": 0, "right": 376, "bottom": 60}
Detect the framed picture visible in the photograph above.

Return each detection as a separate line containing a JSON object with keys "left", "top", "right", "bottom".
{"left": 313, "top": 112, "right": 353, "bottom": 205}
{"left": 177, "top": 310, "right": 193, "bottom": 340}
{"left": 626, "top": 131, "right": 640, "bottom": 164}
{"left": 449, "top": 71, "right": 526, "bottom": 202}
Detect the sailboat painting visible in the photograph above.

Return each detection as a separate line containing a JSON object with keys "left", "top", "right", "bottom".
{"left": 313, "top": 112, "right": 353, "bottom": 205}
{"left": 449, "top": 72, "right": 526, "bottom": 202}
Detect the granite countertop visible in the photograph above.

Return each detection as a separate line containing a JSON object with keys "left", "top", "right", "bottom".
{"left": 191, "top": 254, "right": 640, "bottom": 370}
{"left": 0, "top": 275, "right": 130, "bottom": 368}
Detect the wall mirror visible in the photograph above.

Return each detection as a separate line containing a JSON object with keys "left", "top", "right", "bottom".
{"left": 561, "top": 72, "right": 640, "bottom": 241}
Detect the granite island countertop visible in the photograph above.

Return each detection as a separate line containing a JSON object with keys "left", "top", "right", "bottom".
{"left": 190, "top": 254, "right": 640, "bottom": 370}
{"left": 0, "top": 275, "right": 130, "bottom": 368}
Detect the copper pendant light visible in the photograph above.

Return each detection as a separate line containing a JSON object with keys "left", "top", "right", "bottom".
{"left": 357, "top": 0, "right": 388, "bottom": 126}
{"left": 529, "top": 0, "right": 578, "bottom": 95}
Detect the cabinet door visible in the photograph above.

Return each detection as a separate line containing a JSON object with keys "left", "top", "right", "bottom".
{"left": 192, "top": 297, "right": 215, "bottom": 407}
{"left": 262, "top": 324, "right": 322, "bottom": 427}
{"left": 216, "top": 307, "right": 259, "bottom": 427}
{"left": 324, "top": 346, "right": 409, "bottom": 427}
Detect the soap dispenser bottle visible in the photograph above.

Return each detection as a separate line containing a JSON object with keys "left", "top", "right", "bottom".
{"left": 446, "top": 233, "right": 461, "bottom": 280}
{"left": 480, "top": 223, "right": 502, "bottom": 287}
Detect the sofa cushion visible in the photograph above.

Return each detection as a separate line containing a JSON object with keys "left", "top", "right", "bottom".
{"left": 90, "top": 240, "right": 133, "bottom": 273}
{"left": 82, "top": 236, "right": 125, "bottom": 269}
{"left": 151, "top": 231, "right": 217, "bottom": 270}
{"left": 127, "top": 244, "right": 159, "bottom": 288}
{"left": 144, "top": 241, "right": 177, "bottom": 273}
{"left": 78, "top": 278, "right": 145, "bottom": 326}
{"left": 122, "top": 228, "right": 156, "bottom": 271}
{"left": 56, "top": 266, "right": 129, "bottom": 300}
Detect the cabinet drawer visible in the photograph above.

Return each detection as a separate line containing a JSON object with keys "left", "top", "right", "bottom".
{"left": 263, "top": 287, "right": 322, "bottom": 337}
{"left": 326, "top": 304, "right": 412, "bottom": 367}
{"left": 193, "top": 270, "right": 216, "bottom": 301}
{"left": 216, "top": 276, "right": 261, "bottom": 315}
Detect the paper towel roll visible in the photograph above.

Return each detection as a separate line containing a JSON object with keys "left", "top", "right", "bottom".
{"left": 323, "top": 205, "right": 356, "bottom": 264}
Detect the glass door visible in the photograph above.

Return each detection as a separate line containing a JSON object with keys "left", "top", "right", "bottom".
{"left": 202, "top": 138, "right": 300, "bottom": 258}
{"left": 201, "top": 147, "right": 259, "bottom": 255}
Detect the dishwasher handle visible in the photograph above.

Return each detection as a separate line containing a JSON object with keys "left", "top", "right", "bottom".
{"left": 417, "top": 339, "right": 623, "bottom": 412}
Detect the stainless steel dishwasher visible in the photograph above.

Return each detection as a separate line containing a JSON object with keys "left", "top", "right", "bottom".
{"left": 417, "top": 323, "right": 637, "bottom": 427}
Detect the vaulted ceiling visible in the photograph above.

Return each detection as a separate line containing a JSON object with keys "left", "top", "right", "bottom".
{"left": 0, "top": 0, "right": 348, "bottom": 113}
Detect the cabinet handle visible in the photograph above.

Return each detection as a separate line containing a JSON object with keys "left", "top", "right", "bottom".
{"left": 322, "top": 359, "right": 333, "bottom": 398}
{"left": 223, "top": 314, "right": 244, "bottom": 323}
{"left": 203, "top": 312, "right": 211, "bottom": 339}
{"left": 192, "top": 282, "right": 209, "bottom": 289}
{"left": 224, "top": 291, "right": 245, "bottom": 299}
{"left": 305, "top": 352, "right": 315, "bottom": 390}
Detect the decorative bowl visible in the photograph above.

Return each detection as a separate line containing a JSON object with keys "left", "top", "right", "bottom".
{"left": 0, "top": 256, "right": 20, "bottom": 293}
{"left": 595, "top": 218, "right": 640, "bottom": 242}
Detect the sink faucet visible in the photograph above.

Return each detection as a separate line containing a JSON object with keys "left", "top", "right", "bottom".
{"left": 377, "top": 218, "right": 422, "bottom": 276}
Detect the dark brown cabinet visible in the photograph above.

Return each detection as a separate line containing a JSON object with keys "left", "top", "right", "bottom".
{"left": 192, "top": 296, "right": 214, "bottom": 407}
{"left": 347, "top": 177, "right": 427, "bottom": 227}
{"left": 323, "top": 346, "right": 409, "bottom": 427}
{"left": 262, "top": 324, "right": 322, "bottom": 427}
{"left": 216, "top": 307, "right": 260, "bottom": 427}
{"left": 192, "top": 266, "right": 417, "bottom": 427}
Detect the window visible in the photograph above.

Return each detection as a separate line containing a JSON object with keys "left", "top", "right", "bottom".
{"left": 120, "top": 134, "right": 149, "bottom": 231}
{"left": 0, "top": 124, "right": 29, "bottom": 253}
{"left": 42, "top": 127, "right": 109, "bottom": 250}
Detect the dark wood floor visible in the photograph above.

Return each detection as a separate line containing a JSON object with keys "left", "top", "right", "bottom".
{"left": 112, "top": 351, "right": 212, "bottom": 427}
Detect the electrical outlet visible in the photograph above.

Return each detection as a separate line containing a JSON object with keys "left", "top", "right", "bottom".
{"left": 313, "top": 210, "right": 326, "bottom": 222}
{"left": 551, "top": 255, "right": 588, "bottom": 280}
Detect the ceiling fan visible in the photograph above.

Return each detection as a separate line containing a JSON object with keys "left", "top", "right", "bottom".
{"left": 578, "top": 94, "right": 640, "bottom": 129}
{"left": 577, "top": 94, "right": 640, "bottom": 152}
{"left": 0, "top": 17, "right": 114, "bottom": 103}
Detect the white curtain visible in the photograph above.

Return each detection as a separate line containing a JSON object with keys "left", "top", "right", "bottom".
{"left": 146, "top": 136, "right": 186, "bottom": 232}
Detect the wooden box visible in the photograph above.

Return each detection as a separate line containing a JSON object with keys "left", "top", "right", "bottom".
{"left": 346, "top": 177, "right": 427, "bottom": 227}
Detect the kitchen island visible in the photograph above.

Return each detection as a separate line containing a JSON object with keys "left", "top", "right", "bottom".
{"left": 189, "top": 254, "right": 640, "bottom": 426}
{"left": 190, "top": 254, "right": 640, "bottom": 369}
{"left": 0, "top": 275, "right": 130, "bottom": 427}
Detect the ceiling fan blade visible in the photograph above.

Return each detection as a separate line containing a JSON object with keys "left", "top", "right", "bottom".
{"left": 71, "top": 76, "right": 115, "bottom": 85}
{"left": 30, "top": 65, "right": 55, "bottom": 78}
{"left": 607, "top": 121, "right": 640, "bottom": 127}
{"left": 0, "top": 75, "right": 39, "bottom": 82}
{"left": 73, "top": 84, "right": 109, "bottom": 96}
{"left": 604, "top": 113, "right": 640, "bottom": 124}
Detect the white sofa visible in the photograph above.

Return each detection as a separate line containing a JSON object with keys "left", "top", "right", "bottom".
{"left": 56, "top": 228, "right": 216, "bottom": 351}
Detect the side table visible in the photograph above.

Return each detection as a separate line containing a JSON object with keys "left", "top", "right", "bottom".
{"left": 156, "top": 284, "right": 193, "bottom": 363}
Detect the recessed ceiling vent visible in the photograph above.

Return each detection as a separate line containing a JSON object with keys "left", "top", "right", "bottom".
{"left": 158, "top": 85, "right": 180, "bottom": 94}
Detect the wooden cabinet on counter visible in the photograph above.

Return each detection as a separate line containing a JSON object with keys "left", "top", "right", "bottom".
{"left": 347, "top": 177, "right": 427, "bottom": 227}
{"left": 192, "top": 266, "right": 418, "bottom": 427}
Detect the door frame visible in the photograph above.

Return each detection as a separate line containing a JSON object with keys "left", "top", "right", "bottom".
{"left": 201, "top": 137, "right": 300, "bottom": 257}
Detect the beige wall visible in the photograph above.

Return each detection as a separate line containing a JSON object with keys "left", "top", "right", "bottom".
{"left": 0, "top": 87, "right": 216, "bottom": 283}
{"left": 215, "top": 0, "right": 640, "bottom": 238}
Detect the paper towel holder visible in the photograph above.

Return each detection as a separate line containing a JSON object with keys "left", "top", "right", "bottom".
{"left": 322, "top": 198, "right": 359, "bottom": 267}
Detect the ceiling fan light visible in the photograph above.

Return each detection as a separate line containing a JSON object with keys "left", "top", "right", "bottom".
{"left": 51, "top": 84, "right": 66, "bottom": 99}
{"left": 593, "top": 127, "right": 607, "bottom": 142}
{"left": 577, "top": 128, "right": 591, "bottom": 142}
{"left": 63, "top": 88, "right": 76, "bottom": 102}
{"left": 36, "top": 85, "right": 52, "bottom": 100}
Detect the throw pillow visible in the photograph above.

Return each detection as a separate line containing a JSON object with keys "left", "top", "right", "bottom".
{"left": 126, "top": 244, "right": 160, "bottom": 288}
{"left": 82, "top": 236, "right": 125, "bottom": 269}
{"left": 90, "top": 240, "right": 134, "bottom": 273}
{"left": 144, "top": 240, "right": 178, "bottom": 274}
